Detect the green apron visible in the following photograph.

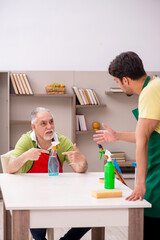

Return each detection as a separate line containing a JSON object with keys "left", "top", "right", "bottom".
{"left": 132, "top": 76, "right": 160, "bottom": 218}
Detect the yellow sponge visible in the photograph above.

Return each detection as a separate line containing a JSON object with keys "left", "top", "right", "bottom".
{"left": 99, "top": 178, "right": 104, "bottom": 183}
{"left": 92, "top": 189, "right": 122, "bottom": 198}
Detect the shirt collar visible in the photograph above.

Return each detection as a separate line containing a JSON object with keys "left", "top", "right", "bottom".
{"left": 30, "top": 131, "right": 59, "bottom": 150}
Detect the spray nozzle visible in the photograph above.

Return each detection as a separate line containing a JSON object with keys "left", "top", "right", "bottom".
{"left": 99, "top": 150, "right": 105, "bottom": 160}
{"left": 105, "top": 150, "right": 112, "bottom": 161}
{"left": 57, "top": 142, "right": 61, "bottom": 148}
{"left": 52, "top": 141, "right": 61, "bottom": 149}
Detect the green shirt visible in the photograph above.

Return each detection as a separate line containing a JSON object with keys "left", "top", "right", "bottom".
{"left": 12, "top": 130, "right": 74, "bottom": 173}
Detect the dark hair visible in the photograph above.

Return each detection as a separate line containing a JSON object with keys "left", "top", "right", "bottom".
{"left": 108, "top": 51, "right": 146, "bottom": 82}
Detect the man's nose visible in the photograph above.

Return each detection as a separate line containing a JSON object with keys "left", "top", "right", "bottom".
{"left": 46, "top": 122, "right": 52, "bottom": 128}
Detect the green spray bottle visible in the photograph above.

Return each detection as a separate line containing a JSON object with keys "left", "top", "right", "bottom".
{"left": 104, "top": 150, "right": 115, "bottom": 189}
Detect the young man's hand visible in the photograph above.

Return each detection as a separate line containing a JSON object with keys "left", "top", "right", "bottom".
{"left": 93, "top": 123, "right": 117, "bottom": 144}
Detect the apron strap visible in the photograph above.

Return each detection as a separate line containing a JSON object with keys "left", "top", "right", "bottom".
{"left": 142, "top": 76, "right": 151, "bottom": 90}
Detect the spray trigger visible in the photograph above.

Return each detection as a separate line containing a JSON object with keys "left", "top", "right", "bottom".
{"left": 99, "top": 150, "right": 105, "bottom": 160}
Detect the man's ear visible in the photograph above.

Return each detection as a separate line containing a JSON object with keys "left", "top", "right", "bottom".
{"left": 122, "top": 77, "right": 130, "bottom": 85}
{"left": 31, "top": 124, "right": 36, "bottom": 131}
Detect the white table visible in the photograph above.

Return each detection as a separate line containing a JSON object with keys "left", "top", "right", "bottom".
{"left": 0, "top": 172, "right": 151, "bottom": 240}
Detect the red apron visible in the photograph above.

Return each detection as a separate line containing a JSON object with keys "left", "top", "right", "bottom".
{"left": 28, "top": 152, "right": 63, "bottom": 173}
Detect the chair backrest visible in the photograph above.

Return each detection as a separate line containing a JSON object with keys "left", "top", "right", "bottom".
{"left": 1, "top": 150, "right": 14, "bottom": 173}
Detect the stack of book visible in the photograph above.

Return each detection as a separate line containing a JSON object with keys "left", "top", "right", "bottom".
{"left": 72, "top": 87, "right": 100, "bottom": 105}
{"left": 111, "top": 152, "right": 126, "bottom": 163}
{"left": 10, "top": 73, "right": 33, "bottom": 95}
{"left": 76, "top": 115, "right": 87, "bottom": 131}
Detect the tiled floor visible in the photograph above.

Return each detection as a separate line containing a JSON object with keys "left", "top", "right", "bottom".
{"left": 0, "top": 201, "right": 128, "bottom": 240}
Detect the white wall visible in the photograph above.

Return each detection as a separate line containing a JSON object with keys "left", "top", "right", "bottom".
{"left": 0, "top": 0, "right": 160, "bottom": 71}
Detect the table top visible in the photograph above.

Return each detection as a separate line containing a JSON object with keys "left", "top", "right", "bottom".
{"left": 0, "top": 172, "right": 151, "bottom": 210}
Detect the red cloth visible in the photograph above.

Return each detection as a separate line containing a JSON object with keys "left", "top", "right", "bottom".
{"left": 28, "top": 152, "right": 63, "bottom": 173}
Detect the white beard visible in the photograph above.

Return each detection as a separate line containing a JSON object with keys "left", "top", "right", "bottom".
{"left": 43, "top": 130, "right": 54, "bottom": 140}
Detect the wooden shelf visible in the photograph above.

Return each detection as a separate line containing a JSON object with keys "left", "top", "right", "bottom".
{"left": 10, "top": 93, "right": 74, "bottom": 98}
{"left": 10, "top": 120, "right": 30, "bottom": 125}
{"left": 105, "top": 91, "right": 124, "bottom": 95}
{"left": 76, "top": 104, "right": 106, "bottom": 108}
{"left": 76, "top": 130, "right": 95, "bottom": 135}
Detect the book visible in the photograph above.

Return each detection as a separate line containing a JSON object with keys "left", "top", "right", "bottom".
{"left": 111, "top": 152, "right": 125, "bottom": 156}
{"left": 89, "top": 89, "right": 97, "bottom": 104}
{"left": 79, "top": 89, "right": 87, "bottom": 105}
{"left": 16, "top": 74, "right": 25, "bottom": 94}
{"left": 92, "top": 89, "right": 100, "bottom": 105}
{"left": 22, "top": 74, "right": 33, "bottom": 94}
{"left": 111, "top": 152, "right": 126, "bottom": 162}
{"left": 76, "top": 115, "right": 80, "bottom": 131}
{"left": 86, "top": 89, "right": 94, "bottom": 104}
{"left": 10, "top": 73, "right": 19, "bottom": 94}
{"left": 19, "top": 74, "right": 30, "bottom": 95}
{"left": 114, "top": 159, "right": 126, "bottom": 163}
{"left": 81, "top": 89, "right": 89, "bottom": 104}
{"left": 72, "top": 87, "right": 101, "bottom": 106}
{"left": 84, "top": 89, "right": 92, "bottom": 104}
{"left": 77, "top": 115, "right": 87, "bottom": 131}
{"left": 72, "top": 86, "right": 84, "bottom": 105}
{"left": 13, "top": 73, "right": 22, "bottom": 94}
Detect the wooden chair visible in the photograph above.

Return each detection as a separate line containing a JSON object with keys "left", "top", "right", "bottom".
{"left": 0, "top": 150, "right": 54, "bottom": 240}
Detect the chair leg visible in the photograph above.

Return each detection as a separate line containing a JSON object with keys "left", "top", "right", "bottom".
{"left": 29, "top": 230, "right": 33, "bottom": 240}
{"left": 47, "top": 228, "right": 54, "bottom": 240}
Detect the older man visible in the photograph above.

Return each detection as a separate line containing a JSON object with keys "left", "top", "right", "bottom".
{"left": 8, "top": 107, "right": 90, "bottom": 240}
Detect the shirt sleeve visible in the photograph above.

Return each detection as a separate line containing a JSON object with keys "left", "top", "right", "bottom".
{"left": 12, "top": 134, "right": 30, "bottom": 157}
{"left": 139, "top": 84, "right": 160, "bottom": 120}
{"left": 11, "top": 133, "right": 35, "bottom": 173}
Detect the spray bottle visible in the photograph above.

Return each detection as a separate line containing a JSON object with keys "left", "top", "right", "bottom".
{"left": 48, "top": 142, "right": 60, "bottom": 176}
{"left": 104, "top": 150, "right": 115, "bottom": 189}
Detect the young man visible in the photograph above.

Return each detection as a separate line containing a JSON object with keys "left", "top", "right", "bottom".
{"left": 8, "top": 107, "right": 90, "bottom": 240}
{"left": 93, "top": 52, "right": 160, "bottom": 238}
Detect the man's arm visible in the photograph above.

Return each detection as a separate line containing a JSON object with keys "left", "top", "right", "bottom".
{"left": 93, "top": 123, "right": 136, "bottom": 143}
{"left": 7, "top": 148, "right": 49, "bottom": 174}
{"left": 62, "top": 144, "right": 88, "bottom": 173}
{"left": 126, "top": 118, "right": 159, "bottom": 201}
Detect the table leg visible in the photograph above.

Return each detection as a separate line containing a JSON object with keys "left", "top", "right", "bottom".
{"left": 12, "top": 210, "right": 29, "bottom": 240}
{"left": 47, "top": 228, "right": 54, "bottom": 240}
{"left": 6, "top": 210, "right": 12, "bottom": 240}
{"left": 1, "top": 200, "right": 11, "bottom": 240}
{"left": 91, "top": 227, "right": 105, "bottom": 240}
{"left": 128, "top": 208, "right": 144, "bottom": 240}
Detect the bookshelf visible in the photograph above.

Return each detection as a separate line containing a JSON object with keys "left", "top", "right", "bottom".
{"left": 9, "top": 93, "right": 106, "bottom": 148}
{"left": 6, "top": 73, "right": 106, "bottom": 154}
{"left": 75, "top": 103, "right": 106, "bottom": 136}
{"left": 0, "top": 70, "right": 140, "bottom": 173}
{"left": 73, "top": 86, "right": 107, "bottom": 135}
